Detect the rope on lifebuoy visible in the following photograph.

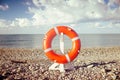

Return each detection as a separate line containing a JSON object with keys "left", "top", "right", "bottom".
{"left": 65, "top": 54, "right": 71, "bottom": 62}
{"left": 54, "top": 27, "right": 59, "bottom": 35}
{"left": 44, "top": 48, "right": 52, "bottom": 53}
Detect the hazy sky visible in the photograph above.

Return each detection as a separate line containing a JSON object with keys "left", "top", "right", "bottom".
{"left": 0, "top": 0, "right": 120, "bottom": 34}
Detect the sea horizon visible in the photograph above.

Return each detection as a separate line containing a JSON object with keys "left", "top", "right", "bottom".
{"left": 0, "top": 34, "right": 120, "bottom": 49}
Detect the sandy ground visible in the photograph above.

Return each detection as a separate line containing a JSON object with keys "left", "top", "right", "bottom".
{"left": 0, "top": 46, "right": 120, "bottom": 80}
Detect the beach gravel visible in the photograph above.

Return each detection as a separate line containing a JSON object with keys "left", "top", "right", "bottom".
{"left": 0, "top": 47, "right": 120, "bottom": 80}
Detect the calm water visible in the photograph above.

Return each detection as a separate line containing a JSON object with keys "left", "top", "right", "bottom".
{"left": 0, "top": 34, "right": 120, "bottom": 48}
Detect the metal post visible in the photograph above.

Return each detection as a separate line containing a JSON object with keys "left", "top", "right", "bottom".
{"left": 49, "top": 33, "right": 65, "bottom": 72}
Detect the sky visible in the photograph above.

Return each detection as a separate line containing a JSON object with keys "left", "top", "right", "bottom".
{"left": 0, "top": 0, "right": 120, "bottom": 34}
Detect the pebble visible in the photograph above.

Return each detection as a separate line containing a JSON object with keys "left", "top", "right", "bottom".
{"left": 87, "top": 64, "right": 94, "bottom": 68}
{"left": 77, "top": 59, "right": 80, "bottom": 62}
{"left": 107, "top": 72, "right": 116, "bottom": 80}
{"left": 17, "top": 67, "right": 21, "bottom": 72}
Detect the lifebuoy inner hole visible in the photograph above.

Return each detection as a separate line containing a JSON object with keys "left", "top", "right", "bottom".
{"left": 52, "top": 34, "right": 72, "bottom": 55}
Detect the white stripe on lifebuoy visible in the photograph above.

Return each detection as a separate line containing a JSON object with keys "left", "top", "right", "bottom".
{"left": 65, "top": 54, "right": 70, "bottom": 62}
{"left": 54, "top": 27, "right": 59, "bottom": 35}
{"left": 44, "top": 48, "right": 52, "bottom": 53}
{"left": 72, "top": 37, "right": 79, "bottom": 41}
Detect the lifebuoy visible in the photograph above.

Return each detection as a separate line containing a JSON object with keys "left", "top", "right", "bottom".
{"left": 43, "top": 26, "right": 81, "bottom": 64}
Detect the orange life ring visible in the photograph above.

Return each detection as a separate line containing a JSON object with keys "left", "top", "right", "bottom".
{"left": 43, "top": 26, "right": 81, "bottom": 64}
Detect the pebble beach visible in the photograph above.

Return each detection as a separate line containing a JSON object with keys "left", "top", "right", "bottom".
{"left": 0, "top": 47, "right": 120, "bottom": 80}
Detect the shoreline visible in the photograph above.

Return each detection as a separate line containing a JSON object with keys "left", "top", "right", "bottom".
{"left": 0, "top": 46, "right": 120, "bottom": 80}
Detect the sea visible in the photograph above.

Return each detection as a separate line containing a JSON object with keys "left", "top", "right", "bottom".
{"left": 0, "top": 34, "right": 120, "bottom": 49}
